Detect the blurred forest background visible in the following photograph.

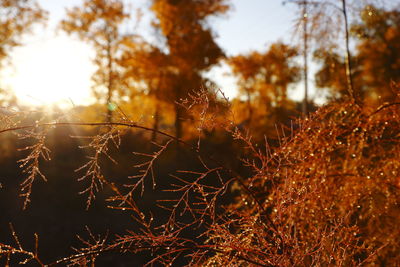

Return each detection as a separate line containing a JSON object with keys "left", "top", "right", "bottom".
{"left": 1, "top": 0, "right": 400, "bottom": 266}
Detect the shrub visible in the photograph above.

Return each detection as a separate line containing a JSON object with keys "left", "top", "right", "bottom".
{"left": 0, "top": 97, "right": 400, "bottom": 266}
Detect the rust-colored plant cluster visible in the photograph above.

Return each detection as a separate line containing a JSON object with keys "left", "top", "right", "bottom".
{"left": 205, "top": 100, "right": 400, "bottom": 266}
{"left": 0, "top": 96, "right": 400, "bottom": 266}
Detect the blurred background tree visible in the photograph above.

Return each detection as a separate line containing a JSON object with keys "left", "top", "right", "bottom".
{"left": 286, "top": 0, "right": 391, "bottom": 106}
{"left": 148, "top": 0, "right": 230, "bottom": 139}
{"left": 313, "top": 48, "right": 360, "bottom": 100}
{"left": 352, "top": 5, "right": 400, "bottom": 103}
{"left": 120, "top": 39, "right": 174, "bottom": 141}
{"left": 0, "top": 0, "right": 46, "bottom": 106}
{"left": 228, "top": 42, "right": 300, "bottom": 136}
{"left": 0, "top": 0, "right": 46, "bottom": 64}
{"left": 60, "top": 0, "right": 130, "bottom": 122}
{"left": 313, "top": 4, "right": 400, "bottom": 106}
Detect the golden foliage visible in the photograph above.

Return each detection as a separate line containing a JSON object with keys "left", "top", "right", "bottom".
{"left": 60, "top": 0, "right": 130, "bottom": 121}
{"left": 0, "top": 0, "right": 46, "bottom": 63}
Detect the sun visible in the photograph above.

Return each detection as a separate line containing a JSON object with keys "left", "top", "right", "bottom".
{"left": 3, "top": 34, "right": 96, "bottom": 108}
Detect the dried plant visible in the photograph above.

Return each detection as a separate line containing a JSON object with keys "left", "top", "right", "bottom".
{"left": 0, "top": 223, "right": 44, "bottom": 266}
{"left": 17, "top": 126, "right": 51, "bottom": 209}
{"left": 75, "top": 127, "right": 122, "bottom": 209}
{"left": 0, "top": 95, "right": 400, "bottom": 266}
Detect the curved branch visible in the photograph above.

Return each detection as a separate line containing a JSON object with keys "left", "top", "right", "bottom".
{"left": 47, "top": 243, "right": 273, "bottom": 267}
{"left": 369, "top": 102, "right": 400, "bottom": 117}
{"left": 0, "top": 121, "right": 280, "bottom": 233}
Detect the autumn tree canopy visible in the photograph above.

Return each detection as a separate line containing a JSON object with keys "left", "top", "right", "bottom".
{"left": 228, "top": 42, "right": 300, "bottom": 128}
{"left": 60, "top": 0, "right": 130, "bottom": 122}
{"left": 0, "top": 0, "right": 46, "bottom": 105}
{"left": 352, "top": 5, "right": 400, "bottom": 103}
{"left": 120, "top": 38, "right": 174, "bottom": 140}
{"left": 313, "top": 48, "right": 356, "bottom": 99}
{"left": 0, "top": 0, "right": 46, "bottom": 64}
{"left": 314, "top": 5, "right": 400, "bottom": 105}
{"left": 148, "top": 0, "right": 230, "bottom": 138}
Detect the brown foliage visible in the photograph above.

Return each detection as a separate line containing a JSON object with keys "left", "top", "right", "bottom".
{"left": 1, "top": 91, "right": 400, "bottom": 265}
{"left": 227, "top": 42, "right": 301, "bottom": 138}
{"left": 352, "top": 5, "right": 400, "bottom": 103}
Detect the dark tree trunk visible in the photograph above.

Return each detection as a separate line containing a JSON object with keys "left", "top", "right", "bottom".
{"left": 152, "top": 103, "right": 160, "bottom": 142}
{"left": 302, "top": 1, "right": 309, "bottom": 115}
{"left": 174, "top": 103, "right": 183, "bottom": 140}
{"left": 246, "top": 89, "right": 253, "bottom": 125}
{"left": 341, "top": 0, "right": 361, "bottom": 106}
{"left": 106, "top": 34, "right": 114, "bottom": 123}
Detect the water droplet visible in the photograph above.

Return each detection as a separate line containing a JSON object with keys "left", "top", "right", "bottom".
{"left": 107, "top": 102, "right": 117, "bottom": 111}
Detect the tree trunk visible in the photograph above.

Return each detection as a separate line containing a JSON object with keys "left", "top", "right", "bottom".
{"left": 246, "top": 89, "right": 253, "bottom": 125}
{"left": 302, "top": 1, "right": 309, "bottom": 115}
{"left": 152, "top": 102, "right": 160, "bottom": 142}
{"left": 174, "top": 103, "right": 183, "bottom": 140}
{"left": 106, "top": 34, "right": 114, "bottom": 123}
{"left": 341, "top": 0, "right": 361, "bottom": 106}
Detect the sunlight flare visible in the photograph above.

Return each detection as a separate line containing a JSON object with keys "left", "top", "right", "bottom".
{"left": 3, "top": 35, "right": 96, "bottom": 107}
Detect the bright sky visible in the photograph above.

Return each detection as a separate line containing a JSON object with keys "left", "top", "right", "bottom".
{"left": 0, "top": 0, "right": 299, "bottom": 107}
